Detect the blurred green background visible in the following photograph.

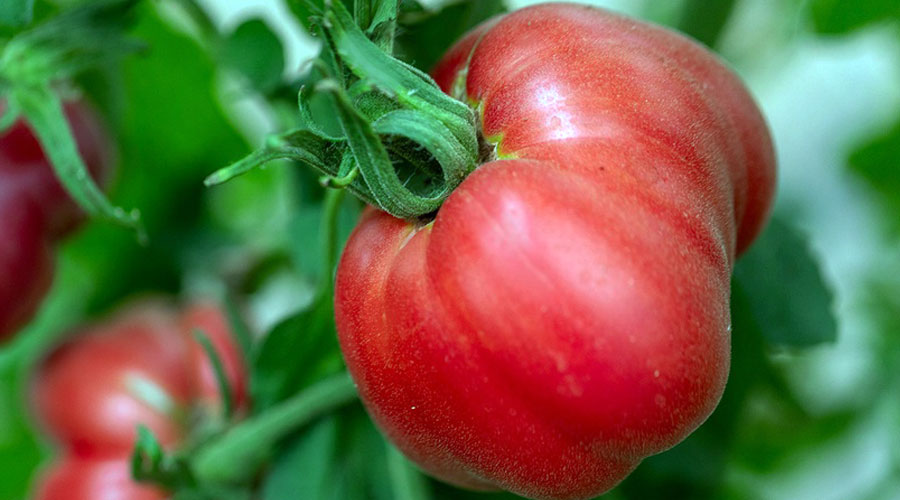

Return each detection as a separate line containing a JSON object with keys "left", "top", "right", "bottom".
{"left": 1, "top": 0, "right": 899, "bottom": 499}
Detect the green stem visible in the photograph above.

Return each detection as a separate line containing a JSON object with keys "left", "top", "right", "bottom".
{"left": 320, "top": 187, "right": 347, "bottom": 293}
{"left": 191, "top": 373, "right": 358, "bottom": 484}
{"left": 192, "top": 329, "right": 236, "bottom": 419}
{"left": 387, "top": 445, "right": 432, "bottom": 500}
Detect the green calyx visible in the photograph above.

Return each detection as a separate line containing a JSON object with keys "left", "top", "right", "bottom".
{"left": 206, "top": 0, "right": 479, "bottom": 220}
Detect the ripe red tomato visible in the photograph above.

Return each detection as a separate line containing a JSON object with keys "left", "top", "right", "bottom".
{"left": 31, "top": 302, "right": 193, "bottom": 456}
{"left": 0, "top": 100, "right": 112, "bottom": 342}
{"left": 0, "top": 192, "right": 53, "bottom": 343}
{"left": 335, "top": 4, "right": 775, "bottom": 499}
{"left": 33, "top": 457, "right": 168, "bottom": 500}
{"left": 31, "top": 300, "right": 248, "bottom": 497}
{"left": 0, "top": 101, "right": 112, "bottom": 238}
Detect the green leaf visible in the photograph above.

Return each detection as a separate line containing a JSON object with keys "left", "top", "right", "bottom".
{"left": 262, "top": 416, "right": 339, "bottom": 500}
{"left": 0, "top": 0, "right": 141, "bottom": 85}
{"left": 192, "top": 329, "right": 235, "bottom": 419}
{"left": 809, "top": 0, "right": 900, "bottom": 34}
{"left": 0, "top": 0, "right": 33, "bottom": 29}
{"left": 250, "top": 295, "right": 344, "bottom": 410}
{"left": 221, "top": 18, "right": 285, "bottom": 92}
{"left": 11, "top": 85, "right": 144, "bottom": 236}
{"left": 70, "top": 2, "right": 250, "bottom": 313}
{"left": 286, "top": 0, "right": 353, "bottom": 31}
{"left": 395, "top": 0, "right": 505, "bottom": 72}
{"left": 0, "top": 363, "right": 43, "bottom": 500}
{"left": 848, "top": 118, "right": 900, "bottom": 235}
{"left": 733, "top": 217, "right": 838, "bottom": 347}
{"left": 222, "top": 296, "right": 254, "bottom": 360}
{"left": 387, "top": 445, "right": 432, "bottom": 500}
{"left": 677, "top": 0, "right": 736, "bottom": 48}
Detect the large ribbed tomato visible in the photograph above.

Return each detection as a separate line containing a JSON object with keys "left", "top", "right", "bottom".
{"left": 335, "top": 4, "right": 775, "bottom": 500}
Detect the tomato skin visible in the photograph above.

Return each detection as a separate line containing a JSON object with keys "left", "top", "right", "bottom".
{"left": 0, "top": 100, "right": 112, "bottom": 342}
{"left": 0, "top": 102, "right": 112, "bottom": 239}
{"left": 0, "top": 192, "right": 53, "bottom": 343}
{"left": 33, "top": 457, "right": 168, "bottom": 500}
{"left": 336, "top": 4, "right": 775, "bottom": 500}
{"left": 31, "top": 302, "right": 193, "bottom": 456}
{"left": 31, "top": 301, "right": 248, "bottom": 496}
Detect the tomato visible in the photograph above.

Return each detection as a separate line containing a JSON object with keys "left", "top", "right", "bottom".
{"left": 31, "top": 300, "right": 248, "bottom": 496}
{"left": 180, "top": 302, "right": 250, "bottom": 412}
{"left": 0, "top": 101, "right": 112, "bottom": 238}
{"left": 33, "top": 457, "right": 168, "bottom": 500}
{"left": 0, "top": 191, "right": 53, "bottom": 343}
{"left": 335, "top": 4, "right": 775, "bottom": 500}
{"left": 31, "top": 302, "right": 193, "bottom": 456}
{"left": 0, "top": 100, "right": 112, "bottom": 342}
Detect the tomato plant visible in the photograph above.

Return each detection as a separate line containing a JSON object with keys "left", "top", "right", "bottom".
{"left": 29, "top": 300, "right": 247, "bottom": 497}
{"left": 0, "top": 101, "right": 112, "bottom": 343}
{"left": 335, "top": 4, "right": 775, "bottom": 499}
{"left": 2, "top": 1, "right": 869, "bottom": 499}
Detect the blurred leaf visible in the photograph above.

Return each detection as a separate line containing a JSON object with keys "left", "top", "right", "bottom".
{"left": 332, "top": 408, "right": 394, "bottom": 500}
{"left": 848, "top": 118, "right": 900, "bottom": 235}
{"left": 289, "top": 194, "right": 360, "bottom": 286}
{"left": 262, "top": 416, "right": 339, "bottom": 500}
{"left": 733, "top": 217, "right": 837, "bottom": 347}
{"left": 221, "top": 18, "right": 284, "bottom": 93}
{"left": 395, "top": 0, "right": 506, "bottom": 72}
{"left": 69, "top": 1, "right": 249, "bottom": 312}
{"left": 262, "top": 405, "right": 394, "bottom": 500}
{"left": 0, "top": 363, "right": 44, "bottom": 500}
{"left": 0, "top": 0, "right": 33, "bottom": 28}
{"left": 387, "top": 445, "right": 432, "bottom": 500}
{"left": 810, "top": 0, "right": 900, "bottom": 34}
{"left": 286, "top": 0, "right": 353, "bottom": 31}
{"left": 677, "top": 0, "right": 736, "bottom": 48}
{"left": 250, "top": 294, "right": 343, "bottom": 410}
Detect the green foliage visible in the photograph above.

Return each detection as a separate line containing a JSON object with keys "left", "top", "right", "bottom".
{"left": 810, "top": 0, "right": 900, "bottom": 34}
{"left": 395, "top": 0, "right": 506, "bottom": 71}
{"left": 0, "top": 0, "right": 33, "bottom": 29}
{"left": 734, "top": 217, "right": 838, "bottom": 347}
{"left": 848, "top": 118, "right": 900, "bottom": 235}
{"left": 221, "top": 19, "right": 285, "bottom": 93}
{"left": 677, "top": 0, "right": 736, "bottom": 48}
{"left": 71, "top": 2, "right": 249, "bottom": 312}
{"left": 262, "top": 408, "right": 396, "bottom": 500}
{"left": 250, "top": 294, "right": 344, "bottom": 410}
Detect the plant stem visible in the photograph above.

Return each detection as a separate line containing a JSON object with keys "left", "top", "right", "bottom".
{"left": 191, "top": 372, "right": 358, "bottom": 484}
{"left": 320, "top": 187, "right": 347, "bottom": 293}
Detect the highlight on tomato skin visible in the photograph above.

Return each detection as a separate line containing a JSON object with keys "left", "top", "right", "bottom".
{"left": 335, "top": 3, "right": 776, "bottom": 499}
{"left": 30, "top": 301, "right": 194, "bottom": 456}
{"left": 28, "top": 299, "right": 249, "bottom": 498}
